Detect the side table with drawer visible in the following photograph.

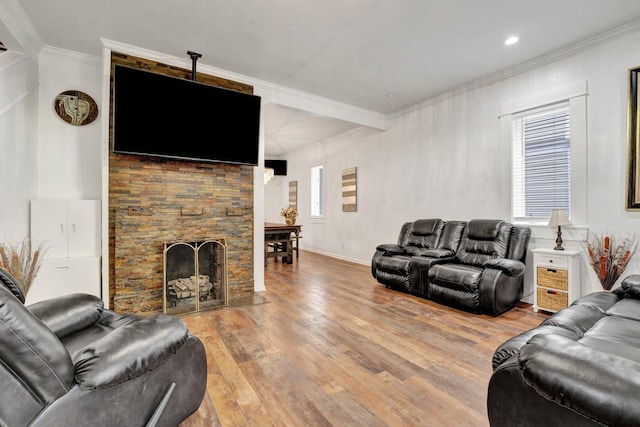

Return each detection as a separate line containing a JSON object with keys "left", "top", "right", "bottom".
{"left": 532, "top": 248, "right": 582, "bottom": 313}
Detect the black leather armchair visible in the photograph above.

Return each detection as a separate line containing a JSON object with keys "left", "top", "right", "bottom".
{"left": 0, "top": 269, "right": 207, "bottom": 427}
{"left": 427, "top": 219, "right": 531, "bottom": 315}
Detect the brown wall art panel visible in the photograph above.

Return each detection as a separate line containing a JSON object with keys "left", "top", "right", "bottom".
{"left": 342, "top": 167, "right": 357, "bottom": 212}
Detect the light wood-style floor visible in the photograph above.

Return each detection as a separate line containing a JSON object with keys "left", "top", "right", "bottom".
{"left": 180, "top": 251, "right": 548, "bottom": 427}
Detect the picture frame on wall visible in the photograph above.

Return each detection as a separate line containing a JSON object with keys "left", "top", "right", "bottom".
{"left": 626, "top": 66, "right": 640, "bottom": 210}
{"left": 342, "top": 167, "right": 357, "bottom": 212}
{"left": 289, "top": 181, "right": 298, "bottom": 210}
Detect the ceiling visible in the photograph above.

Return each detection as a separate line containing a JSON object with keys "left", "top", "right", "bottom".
{"left": 4, "top": 0, "right": 640, "bottom": 157}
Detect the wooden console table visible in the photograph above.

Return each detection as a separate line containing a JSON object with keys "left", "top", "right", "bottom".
{"left": 264, "top": 222, "right": 302, "bottom": 264}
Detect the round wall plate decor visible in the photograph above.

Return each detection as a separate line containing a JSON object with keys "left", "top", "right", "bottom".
{"left": 53, "top": 90, "right": 99, "bottom": 126}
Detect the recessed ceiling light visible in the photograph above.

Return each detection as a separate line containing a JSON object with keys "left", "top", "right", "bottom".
{"left": 386, "top": 93, "right": 398, "bottom": 98}
{"left": 505, "top": 36, "right": 519, "bottom": 46}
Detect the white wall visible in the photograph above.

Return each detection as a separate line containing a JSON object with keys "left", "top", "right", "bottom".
{"left": 37, "top": 47, "right": 102, "bottom": 199}
{"left": 283, "top": 28, "right": 640, "bottom": 297}
{"left": 0, "top": 52, "right": 39, "bottom": 240}
{"left": 265, "top": 175, "right": 288, "bottom": 222}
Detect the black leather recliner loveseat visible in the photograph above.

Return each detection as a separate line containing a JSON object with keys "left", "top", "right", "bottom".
{"left": 0, "top": 268, "right": 207, "bottom": 427}
{"left": 488, "top": 275, "right": 640, "bottom": 426}
{"left": 371, "top": 219, "right": 531, "bottom": 316}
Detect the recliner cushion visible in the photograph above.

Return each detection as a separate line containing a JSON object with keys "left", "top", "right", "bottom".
{"left": 29, "top": 293, "right": 105, "bottom": 340}
{"left": 429, "top": 264, "right": 483, "bottom": 292}
{"left": 606, "top": 298, "right": 640, "bottom": 322}
{"left": 456, "top": 220, "right": 511, "bottom": 266}
{"left": 404, "top": 219, "right": 444, "bottom": 256}
{"left": 579, "top": 316, "right": 640, "bottom": 363}
{"left": 376, "top": 255, "right": 411, "bottom": 276}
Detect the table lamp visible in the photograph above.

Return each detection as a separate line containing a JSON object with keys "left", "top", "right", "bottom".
{"left": 548, "top": 209, "right": 572, "bottom": 250}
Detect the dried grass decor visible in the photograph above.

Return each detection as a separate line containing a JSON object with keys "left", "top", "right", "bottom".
{"left": 584, "top": 232, "right": 638, "bottom": 291}
{"left": 0, "top": 239, "right": 47, "bottom": 295}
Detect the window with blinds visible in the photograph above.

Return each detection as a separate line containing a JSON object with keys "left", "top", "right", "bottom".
{"left": 512, "top": 102, "right": 570, "bottom": 221}
{"left": 311, "top": 164, "right": 324, "bottom": 216}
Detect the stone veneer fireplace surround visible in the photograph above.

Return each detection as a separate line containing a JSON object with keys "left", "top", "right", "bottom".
{"left": 108, "top": 52, "right": 255, "bottom": 315}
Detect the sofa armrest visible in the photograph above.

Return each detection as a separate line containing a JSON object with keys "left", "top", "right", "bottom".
{"left": 483, "top": 258, "right": 525, "bottom": 277}
{"left": 73, "top": 314, "right": 188, "bottom": 389}
{"left": 491, "top": 325, "right": 580, "bottom": 370}
{"left": 375, "top": 243, "right": 406, "bottom": 255}
{"left": 28, "top": 293, "right": 104, "bottom": 340}
{"left": 519, "top": 334, "right": 640, "bottom": 427}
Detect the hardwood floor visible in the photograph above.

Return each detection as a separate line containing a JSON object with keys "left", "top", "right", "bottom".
{"left": 179, "top": 251, "right": 548, "bottom": 427}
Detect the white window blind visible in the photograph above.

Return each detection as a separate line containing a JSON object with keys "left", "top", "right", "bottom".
{"left": 512, "top": 102, "right": 570, "bottom": 221}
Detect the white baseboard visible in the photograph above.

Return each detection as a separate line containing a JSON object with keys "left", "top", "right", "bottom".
{"left": 301, "top": 248, "right": 370, "bottom": 267}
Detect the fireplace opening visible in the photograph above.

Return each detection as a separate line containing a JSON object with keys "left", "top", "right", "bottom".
{"left": 163, "top": 239, "right": 227, "bottom": 315}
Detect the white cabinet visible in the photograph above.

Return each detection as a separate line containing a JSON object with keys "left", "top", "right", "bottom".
{"left": 25, "top": 257, "right": 101, "bottom": 305}
{"left": 31, "top": 199, "right": 100, "bottom": 258}
{"left": 532, "top": 248, "right": 581, "bottom": 313}
{"left": 29, "top": 199, "right": 101, "bottom": 303}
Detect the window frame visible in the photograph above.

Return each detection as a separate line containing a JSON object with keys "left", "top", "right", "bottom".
{"left": 499, "top": 81, "right": 587, "bottom": 227}
{"left": 310, "top": 163, "right": 325, "bottom": 218}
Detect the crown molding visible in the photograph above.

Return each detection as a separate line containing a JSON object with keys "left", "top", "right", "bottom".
{"left": 41, "top": 45, "right": 101, "bottom": 67}
{"left": 0, "top": 0, "right": 44, "bottom": 55}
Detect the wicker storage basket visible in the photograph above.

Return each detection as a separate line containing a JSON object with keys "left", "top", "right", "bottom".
{"left": 537, "top": 267, "right": 568, "bottom": 291}
{"left": 537, "top": 289, "right": 568, "bottom": 312}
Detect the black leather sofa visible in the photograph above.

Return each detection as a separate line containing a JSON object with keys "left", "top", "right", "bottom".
{"left": 488, "top": 275, "right": 640, "bottom": 426}
{"left": 372, "top": 219, "right": 531, "bottom": 316}
{"left": 0, "top": 268, "right": 207, "bottom": 427}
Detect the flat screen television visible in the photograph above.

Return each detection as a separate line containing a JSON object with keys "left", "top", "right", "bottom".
{"left": 112, "top": 65, "right": 261, "bottom": 166}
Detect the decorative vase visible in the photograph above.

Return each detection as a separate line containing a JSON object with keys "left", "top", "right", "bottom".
{"left": 285, "top": 217, "right": 296, "bottom": 225}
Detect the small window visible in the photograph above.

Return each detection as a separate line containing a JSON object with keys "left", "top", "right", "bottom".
{"left": 310, "top": 164, "right": 324, "bottom": 216}
{"left": 512, "top": 102, "right": 570, "bottom": 221}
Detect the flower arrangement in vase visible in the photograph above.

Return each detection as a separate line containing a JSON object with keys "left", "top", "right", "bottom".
{"left": 584, "top": 232, "right": 637, "bottom": 291}
{"left": 280, "top": 207, "right": 298, "bottom": 225}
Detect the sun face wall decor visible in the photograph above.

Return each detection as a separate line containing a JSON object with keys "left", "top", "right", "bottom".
{"left": 53, "top": 90, "right": 99, "bottom": 126}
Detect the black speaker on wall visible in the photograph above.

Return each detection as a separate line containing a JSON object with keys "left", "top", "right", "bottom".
{"left": 265, "top": 160, "right": 287, "bottom": 176}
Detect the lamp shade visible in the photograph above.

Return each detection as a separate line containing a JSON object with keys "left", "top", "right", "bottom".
{"left": 548, "top": 209, "right": 572, "bottom": 227}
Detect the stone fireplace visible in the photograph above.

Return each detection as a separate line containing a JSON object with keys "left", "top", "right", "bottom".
{"left": 108, "top": 52, "right": 256, "bottom": 315}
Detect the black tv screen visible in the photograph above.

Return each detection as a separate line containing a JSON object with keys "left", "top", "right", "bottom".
{"left": 112, "top": 65, "right": 261, "bottom": 166}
